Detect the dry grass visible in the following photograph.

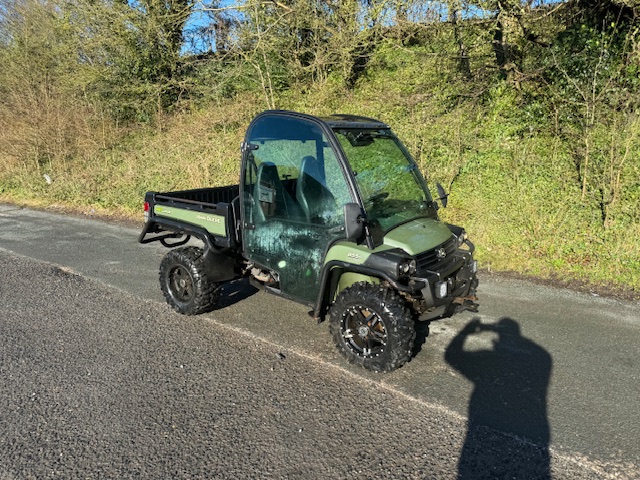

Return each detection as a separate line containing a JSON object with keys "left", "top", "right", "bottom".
{"left": 1, "top": 86, "right": 638, "bottom": 297}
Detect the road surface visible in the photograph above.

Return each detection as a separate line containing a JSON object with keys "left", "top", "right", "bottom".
{"left": 0, "top": 204, "right": 638, "bottom": 478}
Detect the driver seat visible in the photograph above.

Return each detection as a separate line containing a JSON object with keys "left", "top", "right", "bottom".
{"left": 296, "top": 156, "right": 336, "bottom": 224}
{"left": 255, "top": 162, "right": 302, "bottom": 221}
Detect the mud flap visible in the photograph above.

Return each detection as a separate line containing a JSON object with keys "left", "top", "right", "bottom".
{"left": 202, "top": 249, "right": 238, "bottom": 282}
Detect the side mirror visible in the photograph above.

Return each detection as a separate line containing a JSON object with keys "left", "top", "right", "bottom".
{"left": 344, "top": 203, "right": 364, "bottom": 241}
{"left": 436, "top": 182, "right": 449, "bottom": 208}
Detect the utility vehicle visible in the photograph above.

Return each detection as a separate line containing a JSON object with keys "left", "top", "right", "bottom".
{"left": 139, "top": 110, "right": 478, "bottom": 372}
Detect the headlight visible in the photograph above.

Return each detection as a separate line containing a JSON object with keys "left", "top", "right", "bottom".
{"left": 435, "top": 281, "right": 448, "bottom": 299}
{"left": 398, "top": 258, "right": 417, "bottom": 277}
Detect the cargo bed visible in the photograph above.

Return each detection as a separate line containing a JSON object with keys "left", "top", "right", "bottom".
{"left": 139, "top": 185, "right": 240, "bottom": 249}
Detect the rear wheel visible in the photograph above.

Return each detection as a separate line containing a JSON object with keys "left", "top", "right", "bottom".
{"left": 159, "top": 247, "right": 219, "bottom": 315}
{"left": 329, "top": 282, "right": 415, "bottom": 372}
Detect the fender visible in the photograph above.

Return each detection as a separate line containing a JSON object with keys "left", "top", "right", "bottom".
{"left": 312, "top": 260, "right": 419, "bottom": 322}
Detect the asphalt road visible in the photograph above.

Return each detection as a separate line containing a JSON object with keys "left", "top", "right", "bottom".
{"left": 0, "top": 204, "right": 638, "bottom": 478}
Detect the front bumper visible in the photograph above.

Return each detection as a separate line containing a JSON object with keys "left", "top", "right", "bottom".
{"left": 411, "top": 246, "right": 479, "bottom": 320}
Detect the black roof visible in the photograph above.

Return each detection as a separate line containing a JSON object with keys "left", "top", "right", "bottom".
{"left": 320, "top": 114, "right": 389, "bottom": 130}
{"left": 259, "top": 110, "right": 388, "bottom": 130}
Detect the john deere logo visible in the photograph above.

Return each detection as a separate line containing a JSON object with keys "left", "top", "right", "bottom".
{"left": 436, "top": 248, "right": 447, "bottom": 259}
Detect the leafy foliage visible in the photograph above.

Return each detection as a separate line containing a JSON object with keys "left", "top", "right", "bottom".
{"left": 0, "top": 0, "right": 639, "bottom": 293}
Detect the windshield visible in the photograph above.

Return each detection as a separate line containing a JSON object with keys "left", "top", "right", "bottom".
{"left": 333, "top": 128, "right": 435, "bottom": 232}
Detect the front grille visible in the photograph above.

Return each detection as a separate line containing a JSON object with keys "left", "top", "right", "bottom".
{"left": 415, "top": 236, "right": 457, "bottom": 274}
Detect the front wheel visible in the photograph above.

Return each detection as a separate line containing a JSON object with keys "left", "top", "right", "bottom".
{"left": 159, "top": 247, "right": 219, "bottom": 315}
{"left": 329, "top": 282, "right": 415, "bottom": 372}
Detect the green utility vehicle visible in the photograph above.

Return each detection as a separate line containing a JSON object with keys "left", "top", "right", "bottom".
{"left": 139, "top": 110, "right": 478, "bottom": 372}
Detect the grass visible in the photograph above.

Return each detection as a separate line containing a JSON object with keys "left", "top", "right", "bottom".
{"left": 1, "top": 88, "right": 639, "bottom": 299}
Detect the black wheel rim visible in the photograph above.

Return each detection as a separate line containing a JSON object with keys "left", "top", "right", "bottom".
{"left": 169, "top": 265, "right": 194, "bottom": 303}
{"left": 341, "top": 305, "right": 388, "bottom": 358}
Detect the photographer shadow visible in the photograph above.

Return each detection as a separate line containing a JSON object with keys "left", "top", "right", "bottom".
{"left": 445, "top": 317, "right": 552, "bottom": 479}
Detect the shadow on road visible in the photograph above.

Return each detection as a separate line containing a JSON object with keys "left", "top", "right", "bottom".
{"left": 445, "top": 317, "right": 553, "bottom": 479}
{"left": 215, "top": 279, "right": 259, "bottom": 309}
